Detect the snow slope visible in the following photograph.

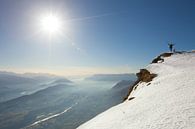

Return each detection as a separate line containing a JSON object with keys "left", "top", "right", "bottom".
{"left": 77, "top": 52, "right": 195, "bottom": 129}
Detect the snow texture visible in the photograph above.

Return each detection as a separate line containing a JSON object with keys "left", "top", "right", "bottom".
{"left": 77, "top": 52, "right": 195, "bottom": 129}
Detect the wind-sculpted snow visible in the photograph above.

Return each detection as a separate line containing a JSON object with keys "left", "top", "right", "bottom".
{"left": 77, "top": 52, "right": 195, "bottom": 129}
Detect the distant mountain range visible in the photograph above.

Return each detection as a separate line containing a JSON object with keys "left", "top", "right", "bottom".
{"left": 85, "top": 73, "right": 136, "bottom": 82}
{"left": 0, "top": 71, "right": 71, "bottom": 102}
{"left": 111, "top": 80, "right": 134, "bottom": 90}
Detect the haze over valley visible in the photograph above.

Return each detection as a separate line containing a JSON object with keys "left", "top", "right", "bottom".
{"left": 0, "top": 71, "right": 136, "bottom": 129}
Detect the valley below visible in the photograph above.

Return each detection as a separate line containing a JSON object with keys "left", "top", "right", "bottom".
{"left": 0, "top": 72, "right": 136, "bottom": 129}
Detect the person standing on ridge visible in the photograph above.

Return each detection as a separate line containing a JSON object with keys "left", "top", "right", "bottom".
{"left": 168, "top": 43, "right": 174, "bottom": 52}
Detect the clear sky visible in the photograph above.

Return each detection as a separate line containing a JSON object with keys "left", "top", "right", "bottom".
{"left": 0, "top": 0, "right": 195, "bottom": 76}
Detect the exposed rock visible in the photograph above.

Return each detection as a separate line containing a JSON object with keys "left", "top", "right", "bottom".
{"left": 151, "top": 52, "right": 173, "bottom": 63}
{"left": 128, "top": 97, "right": 135, "bottom": 101}
{"left": 147, "top": 83, "right": 151, "bottom": 86}
{"left": 123, "top": 69, "right": 157, "bottom": 101}
{"left": 160, "top": 52, "right": 173, "bottom": 57}
{"left": 151, "top": 56, "right": 164, "bottom": 63}
{"left": 136, "top": 69, "right": 157, "bottom": 82}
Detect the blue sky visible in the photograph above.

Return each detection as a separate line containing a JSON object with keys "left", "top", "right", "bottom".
{"left": 0, "top": 0, "right": 195, "bottom": 75}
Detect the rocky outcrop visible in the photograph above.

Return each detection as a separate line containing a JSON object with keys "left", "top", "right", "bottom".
{"left": 151, "top": 52, "right": 173, "bottom": 63}
{"left": 136, "top": 69, "right": 157, "bottom": 82}
{"left": 123, "top": 69, "right": 157, "bottom": 101}
{"left": 124, "top": 52, "right": 178, "bottom": 101}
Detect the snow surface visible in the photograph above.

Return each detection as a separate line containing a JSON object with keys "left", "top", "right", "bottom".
{"left": 77, "top": 52, "right": 195, "bottom": 129}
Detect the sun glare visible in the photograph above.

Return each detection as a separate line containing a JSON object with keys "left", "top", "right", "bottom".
{"left": 40, "top": 13, "right": 62, "bottom": 36}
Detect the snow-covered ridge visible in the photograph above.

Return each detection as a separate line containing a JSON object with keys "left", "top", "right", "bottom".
{"left": 77, "top": 52, "right": 195, "bottom": 129}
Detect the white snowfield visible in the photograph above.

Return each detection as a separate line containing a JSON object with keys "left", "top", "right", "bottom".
{"left": 77, "top": 52, "right": 195, "bottom": 129}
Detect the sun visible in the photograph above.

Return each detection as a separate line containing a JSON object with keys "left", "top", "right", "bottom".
{"left": 40, "top": 13, "right": 62, "bottom": 36}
